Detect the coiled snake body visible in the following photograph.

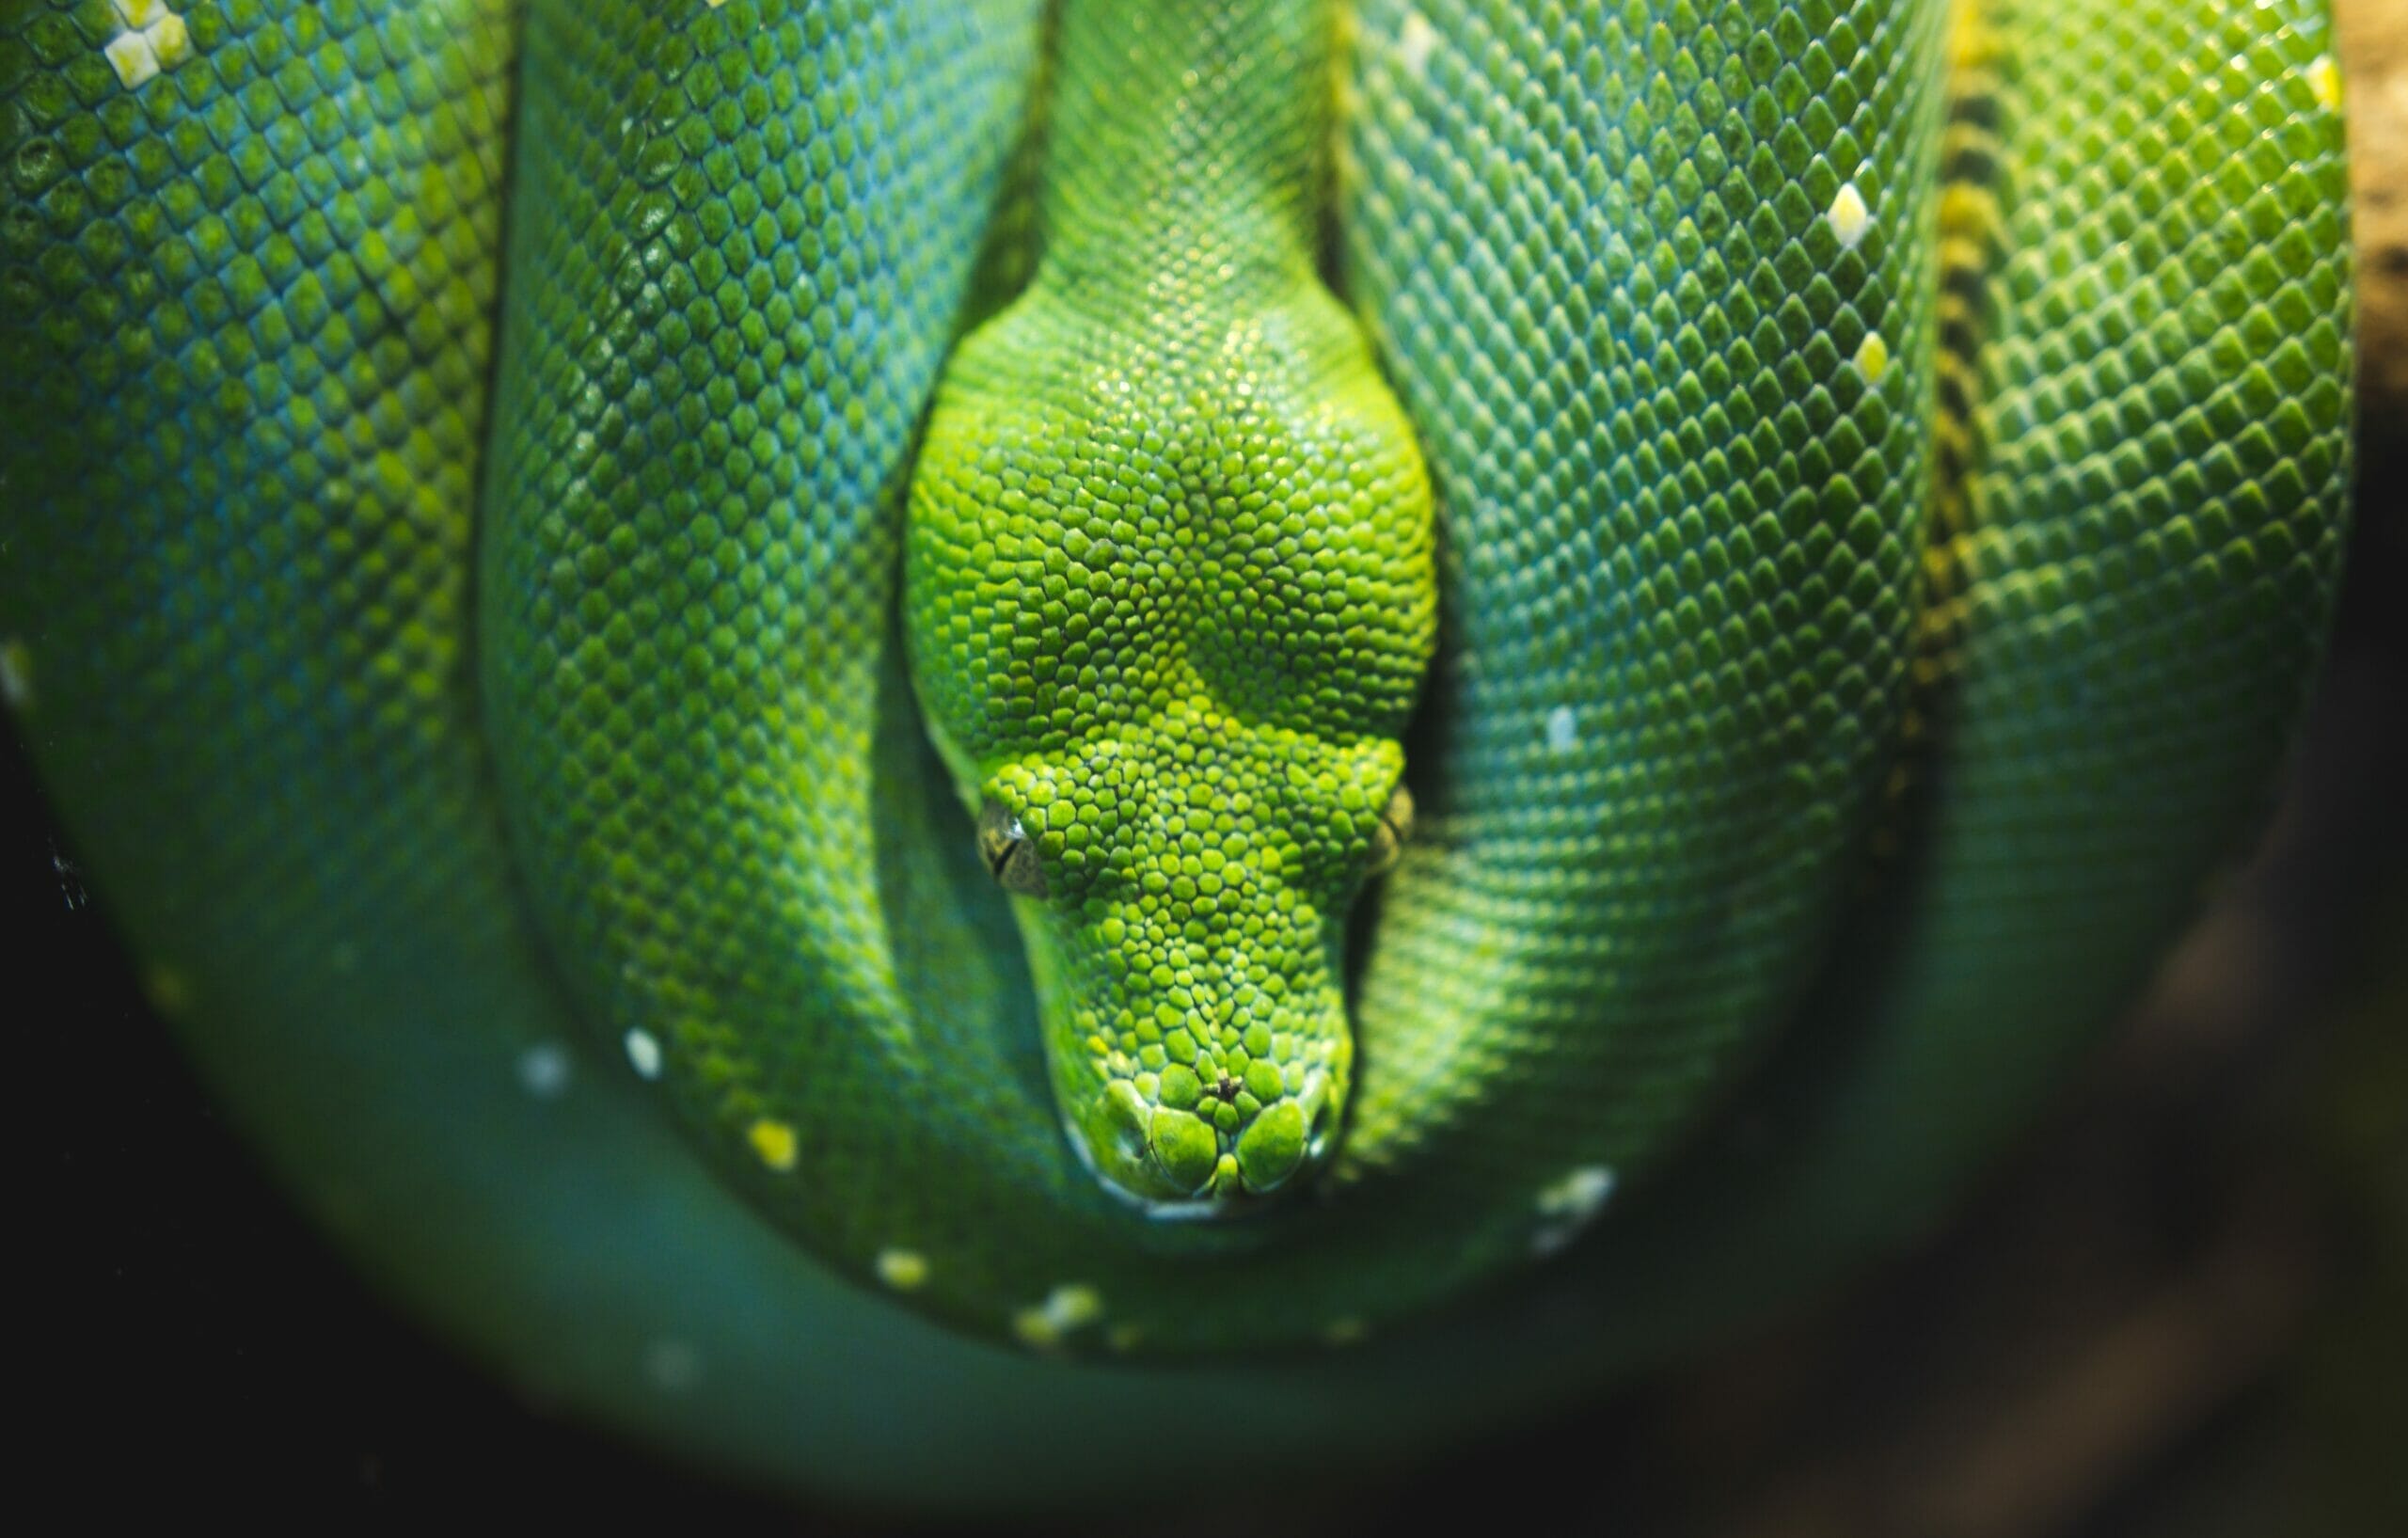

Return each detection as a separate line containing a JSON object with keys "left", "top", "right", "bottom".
{"left": 0, "top": 0, "right": 2353, "bottom": 1509}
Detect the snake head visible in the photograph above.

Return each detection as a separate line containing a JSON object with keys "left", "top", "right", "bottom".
{"left": 902, "top": 277, "right": 1435, "bottom": 1213}
{"left": 972, "top": 727, "right": 1409, "bottom": 1210}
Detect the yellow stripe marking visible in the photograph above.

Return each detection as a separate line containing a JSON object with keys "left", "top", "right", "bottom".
{"left": 2305, "top": 55, "right": 2341, "bottom": 113}
{"left": 1854, "top": 331, "right": 1891, "bottom": 384}
{"left": 876, "top": 1249, "right": 929, "bottom": 1290}
{"left": 748, "top": 1118, "right": 799, "bottom": 1172}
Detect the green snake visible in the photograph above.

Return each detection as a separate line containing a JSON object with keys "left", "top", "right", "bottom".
{"left": 0, "top": 0, "right": 2353, "bottom": 1510}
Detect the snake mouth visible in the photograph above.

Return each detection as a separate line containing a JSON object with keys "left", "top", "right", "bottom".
{"left": 1074, "top": 1070, "right": 1337, "bottom": 1217}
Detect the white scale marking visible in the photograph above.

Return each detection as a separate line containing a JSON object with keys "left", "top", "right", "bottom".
{"left": 516, "top": 1041, "right": 571, "bottom": 1100}
{"left": 623, "top": 1027, "right": 663, "bottom": 1081}
{"left": 1530, "top": 1165, "right": 1618, "bottom": 1258}
{"left": 1013, "top": 1283, "right": 1104, "bottom": 1348}
{"left": 1545, "top": 704, "right": 1578, "bottom": 755}
{"left": 103, "top": 4, "right": 190, "bottom": 91}
{"left": 1827, "top": 182, "right": 1871, "bottom": 250}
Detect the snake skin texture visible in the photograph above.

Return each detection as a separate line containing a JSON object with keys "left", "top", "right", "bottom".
{"left": 0, "top": 0, "right": 2351, "bottom": 1510}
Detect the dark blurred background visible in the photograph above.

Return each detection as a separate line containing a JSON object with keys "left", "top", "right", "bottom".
{"left": 11, "top": 4, "right": 2402, "bottom": 1531}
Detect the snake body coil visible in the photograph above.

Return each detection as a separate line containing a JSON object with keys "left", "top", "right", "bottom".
{"left": 0, "top": 0, "right": 2352, "bottom": 1508}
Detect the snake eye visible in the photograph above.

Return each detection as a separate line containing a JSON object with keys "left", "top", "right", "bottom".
{"left": 977, "top": 799, "right": 1049, "bottom": 896}
{"left": 1366, "top": 782, "right": 1414, "bottom": 878}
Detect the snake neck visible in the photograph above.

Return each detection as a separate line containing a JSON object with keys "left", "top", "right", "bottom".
{"left": 1038, "top": 0, "right": 1332, "bottom": 311}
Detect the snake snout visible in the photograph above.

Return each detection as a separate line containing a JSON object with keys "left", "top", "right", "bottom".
{"left": 1086, "top": 1056, "right": 1339, "bottom": 1215}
